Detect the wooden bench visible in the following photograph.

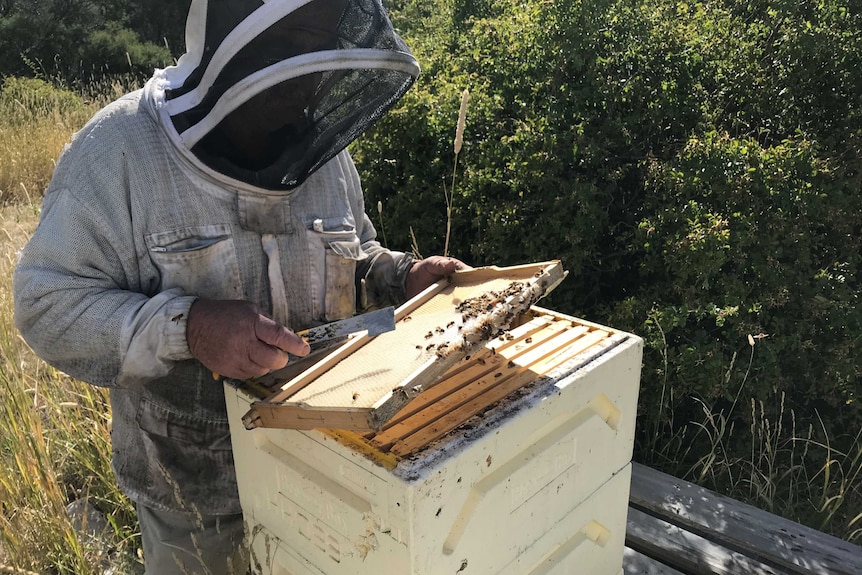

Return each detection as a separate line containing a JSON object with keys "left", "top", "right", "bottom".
{"left": 624, "top": 462, "right": 862, "bottom": 575}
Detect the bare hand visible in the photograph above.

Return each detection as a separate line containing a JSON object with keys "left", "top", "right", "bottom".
{"left": 405, "top": 256, "right": 471, "bottom": 299}
{"left": 187, "top": 299, "right": 309, "bottom": 380}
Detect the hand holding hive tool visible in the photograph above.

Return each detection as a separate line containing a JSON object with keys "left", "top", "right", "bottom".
{"left": 294, "top": 306, "right": 397, "bottom": 352}
{"left": 247, "top": 306, "right": 397, "bottom": 388}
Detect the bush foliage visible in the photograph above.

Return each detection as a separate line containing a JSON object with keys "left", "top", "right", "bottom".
{"left": 0, "top": 0, "right": 182, "bottom": 86}
{"left": 351, "top": 0, "right": 862, "bottom": 507}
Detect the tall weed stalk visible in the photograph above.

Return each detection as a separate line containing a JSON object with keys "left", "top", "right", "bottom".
{"left": 444, "top": 89, "right": 469, "bottom": 257}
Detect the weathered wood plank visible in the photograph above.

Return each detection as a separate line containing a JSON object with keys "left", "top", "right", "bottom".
{"left": 629, "top": 462, "right": 862, "bottom": 575}
{"left": 623, "top": 547, "right": 688, "bottom": 575}
{"left": 626, "top": 507, "right": 793, "bottom": 575}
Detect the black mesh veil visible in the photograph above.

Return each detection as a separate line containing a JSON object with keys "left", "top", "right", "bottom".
{"left": 164, "top": 0, "right": 418, "bottom": 189}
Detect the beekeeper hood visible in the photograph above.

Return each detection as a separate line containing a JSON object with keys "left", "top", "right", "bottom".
{"left": 149, "top": 0, "right": 419, "bottom": 189}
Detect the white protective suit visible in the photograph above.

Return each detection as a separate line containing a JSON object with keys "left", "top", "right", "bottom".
{"left": 13, "top": 0, "right": 419, "bottom": 515}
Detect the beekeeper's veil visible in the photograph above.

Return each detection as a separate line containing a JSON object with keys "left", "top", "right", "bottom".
{"left": 155, "top": 0, "right": 419, "bottom": 189}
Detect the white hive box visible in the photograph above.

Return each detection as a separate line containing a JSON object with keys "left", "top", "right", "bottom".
{"left": 225, "top": 307, "right": 642, "bottom": 575}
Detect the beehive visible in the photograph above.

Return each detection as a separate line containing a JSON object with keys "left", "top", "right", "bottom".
{"left": 225, "top": 305, "right": 642, "bottom": 575}
{"left": 241, "top": 261, "right": 568, "bottom": 431}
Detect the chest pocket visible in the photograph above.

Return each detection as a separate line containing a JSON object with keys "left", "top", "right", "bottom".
{"left": 306, "top": 218, "right": 368, "bottom": 322}
{"left": 146, "top": 224, "right": 243, "bottom": 301}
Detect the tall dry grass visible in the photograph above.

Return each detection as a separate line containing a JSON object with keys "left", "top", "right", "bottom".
{"left": 0, "top": 78, "right": 141, "bottom": 574}
{"left": 0, "top": 76, "right": 129, "bottom": 205}
{"left": 0, "top": 203, "right": 141, "bottom": 574}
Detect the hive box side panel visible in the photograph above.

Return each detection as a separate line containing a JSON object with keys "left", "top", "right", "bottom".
{"left": 247, "top": 465, "right": 631, "bottom": 575}
{"left": 496, "top": 464, "right": 632, "bottom": 575}
{"left": 248, "top": 528, "right": 325, "bottom": 575}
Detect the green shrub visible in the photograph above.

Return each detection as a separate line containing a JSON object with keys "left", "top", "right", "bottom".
{"left": 0, "top": 3, "right": 172, "bottom": 88}
{"left": 81, "top": 22, "right": 172, "bottom": 80}
{"left": 353, "top": 0, "right": 862, "bottom": 537}
{"left": 0, "top": 76, "right": 85, "bottom": 124}
{"left": 625, "top": 131, "right": 861, "bottom": 447}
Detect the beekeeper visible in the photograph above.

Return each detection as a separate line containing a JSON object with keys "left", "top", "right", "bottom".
{"left": 13, "top": 0, "right": 466, "bottom": 573}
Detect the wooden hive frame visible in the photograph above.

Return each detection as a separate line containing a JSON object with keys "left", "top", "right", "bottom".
{"left": 351, "top": 308, "right": 622, "bottom": 459}
{"left": 240, "top": 261, "right": 572, "bottom": 432}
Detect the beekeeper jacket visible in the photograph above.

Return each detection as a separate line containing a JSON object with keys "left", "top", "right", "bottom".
{"left": 13, "top": 0, "right": 418, "bottom": 516}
